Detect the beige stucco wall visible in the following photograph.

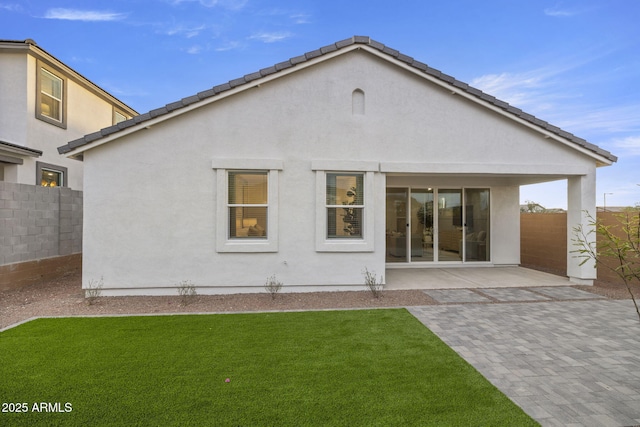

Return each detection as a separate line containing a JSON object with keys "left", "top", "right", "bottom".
{"left": 80, "top": 49, "right": 599, "bottom": 294}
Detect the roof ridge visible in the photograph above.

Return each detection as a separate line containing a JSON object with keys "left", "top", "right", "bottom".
{"left": 58, "top": 35, "right": 617, "bottom": 163}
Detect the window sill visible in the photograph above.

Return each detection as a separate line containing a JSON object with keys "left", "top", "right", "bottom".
{"left": 315, "top": 239, "right": 374, "bottom": 253}
{"left": 217, "top": 240, "right": 278, "bottom": 253}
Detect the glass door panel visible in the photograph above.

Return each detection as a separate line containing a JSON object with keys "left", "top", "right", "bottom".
{"left": 386, "top": 188, "right": 408, "bottom": 263}
{"left": 410, "top": 189, "right": 434, "bottom": 262}
{"left": 438, "top": 189, "right": 462, "bottom": 261}
{"left": 463, "top": 188, "right": 490, "bottom": 261}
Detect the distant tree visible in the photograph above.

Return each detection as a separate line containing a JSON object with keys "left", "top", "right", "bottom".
{"left": 521, "top": 200, "right": 547, "bottom": 213}
{"left": 572, "top": 208, "right": 640, "bottom": 321}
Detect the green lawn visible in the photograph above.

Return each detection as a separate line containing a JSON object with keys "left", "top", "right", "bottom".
{"left": 0, "top": 309, "right": 537, "bottom": 426}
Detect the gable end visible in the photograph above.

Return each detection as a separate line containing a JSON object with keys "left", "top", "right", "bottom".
{"left": 57, "top": 36, "right": 617, "bottom": 164}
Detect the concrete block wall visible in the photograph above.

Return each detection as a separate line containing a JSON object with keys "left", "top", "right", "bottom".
{"left": 0, "top": 182, "right": 82, "bottom": 266}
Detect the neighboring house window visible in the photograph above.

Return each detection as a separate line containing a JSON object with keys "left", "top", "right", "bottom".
{"left": 36, "top": 63, "right": 67, "bottom": 128}
{"left": 36, "top": 162, "right": 67, "bottom": 187}
{"left": 326, "top": 173, "right": 364, "bottom": 238}
{"left": 212, "top": 159, "right": 282, "bottom": 253}
{"left": 228, "top": 171, "right": 268, "bottom": 239}
{"left": 313, "top": 161, "right": 377, "bottom": 252}
{"left": 113, "top": 108, "right": 129, "bottom": 124}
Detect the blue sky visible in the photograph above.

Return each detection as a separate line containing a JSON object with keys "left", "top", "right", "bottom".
{"left": 2, "top": 0, "right": 639, "bottom": 208}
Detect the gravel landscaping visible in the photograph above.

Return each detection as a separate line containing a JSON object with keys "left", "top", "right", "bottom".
{"left": 1, "top": 269, "right": 637, "bottom": 331}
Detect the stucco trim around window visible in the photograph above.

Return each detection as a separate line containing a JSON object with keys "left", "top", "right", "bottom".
{"left": 315, "top": 169, "right": 375, "bottom": 252}
{"left": 213, "top": 159, "right": 282, "bottom": 253}
{"left": 35, "top": 60, "right": 68, "bottom": 129}
{"left": 311, "top": 160, "right": 378, "bottom": 172}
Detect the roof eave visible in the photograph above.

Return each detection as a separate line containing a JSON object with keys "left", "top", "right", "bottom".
{"left": 0, "top": 140, "right": 43, "bottom": 157}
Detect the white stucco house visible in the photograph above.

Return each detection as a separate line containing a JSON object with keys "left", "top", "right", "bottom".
{"left": 0, "top": 39, "right": 137, "bottom": 190}
{"left": 58, "top": 36, "right": 616, "bottom": 296}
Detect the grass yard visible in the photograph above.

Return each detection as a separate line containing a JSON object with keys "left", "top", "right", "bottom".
{"left": 0, "top": 309, "right": 537, "bottom": 426}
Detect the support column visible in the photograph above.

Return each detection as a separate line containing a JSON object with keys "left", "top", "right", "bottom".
{"left": 567, "top": 172, "right": 596, "bottom": 285}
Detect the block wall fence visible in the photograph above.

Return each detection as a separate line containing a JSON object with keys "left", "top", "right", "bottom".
{"left": 0, "top": 182, "right": 82, "bottom": 291}
{"left": 520, "top": 211, "right": 631, "bottom": 286}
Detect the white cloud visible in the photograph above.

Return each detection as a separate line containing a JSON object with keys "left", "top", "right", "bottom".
{"left": 544, "top": 7, "right": 578, "bottom": 17}
{"left": 0, "top": 3, "right": 21, "bottom": 12}
{"left": 249, "top": 31, "right": 292, "bottom": 43}
{"left": 168, "top": 0, "right": 247, "bottom": 10}
{"left": 290, "top": 13, "right": 311, "bottom": 24}
{"left": 554, "top": 104, "right": 640, "bottom": 136}
{"left": 470, "top": 61, "right": 640, "bottom": 152}
{"left": 44, "top": 8, "right": 127, "bottom": 21}
{"left": 469, "top": 69, "right": 559, "bottom": 112}
{"left": 611, "top": 136, "right": 640, "bottom": 156}
{"left": 186, "top": 45, "right": 203, "bottom": 54}
{"left": 166, "top": 24, "right": 206, "bottom": 38}
{"left": 215, "top": 40, "right": 244, "bottom": 51}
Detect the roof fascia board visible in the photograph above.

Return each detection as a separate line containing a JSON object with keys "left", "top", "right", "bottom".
{"left": 358, "top": 45, "right": 614, "bottom": 166}
{"left": 1, "top": 41, "right": 137, "bottom": 117}
{"left": 63, "top": 46, "right": 357, "bottom": 158}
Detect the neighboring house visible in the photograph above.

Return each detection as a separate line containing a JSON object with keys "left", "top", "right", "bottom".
{"left": 58, "top": 36, "right": 617, "bottom": 296}
{"left": 0, "top": 39, "right": 137, "bottom": 189}
{"left": 0, "top": 39, "right": 137, "bottom": 284}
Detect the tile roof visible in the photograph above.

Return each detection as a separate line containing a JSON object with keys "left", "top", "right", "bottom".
{"left": 58, "top": 36, "right": 617, "bottom": 163}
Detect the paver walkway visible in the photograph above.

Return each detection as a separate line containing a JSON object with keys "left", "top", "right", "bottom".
{"left": 409, "top": 291, "right": 640, "bottom": 427}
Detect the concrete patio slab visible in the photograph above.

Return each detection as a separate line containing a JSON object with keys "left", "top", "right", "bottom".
{"left": 386, "top": 266, "right": 571, "bottom": 290}
{"left": 424, "top": 289, "right": 492, "bottom": 303}
{"left": 408, "top": 299, "right": 640, "bottom": 426}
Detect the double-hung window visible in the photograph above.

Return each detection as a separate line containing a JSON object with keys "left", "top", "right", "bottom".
{"left": 36, "top": 63, "right": 67, "bottom": 128}
{"left": 213, "top": 159, "right": 282, "bottom": 252}
{"left": 228, "top": 171, "right": 268, "bottom": 239}
{"left": 313, "top": 161, "right": 377, "bottom": 252}
{"left": 326, "top": 173, "right": 364, "bottom": 238}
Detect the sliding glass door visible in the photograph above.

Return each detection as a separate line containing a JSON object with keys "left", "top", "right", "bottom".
{"left": 463, "top": 188, "right": 490, "bottom": 261}
{"left": 411, "top": 189, "right": 434, "bottom": 261}
{"left": 386, "top": 187, "right": 490, "bottom": 263}
{"left": 437, "top": 189, "right": 463, "bottom": 261}
{"left": 386, "top": 188, "right": 407, "bottom": 263}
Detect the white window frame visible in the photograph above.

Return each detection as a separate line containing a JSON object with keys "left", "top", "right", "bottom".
{"left": 113, "top": 108, "right": 128, "bottom": 124}
{"left": 213, "top": 159, "right": 282, "bottom": 253}
{"left": 313, "top": 161, "right": 377, "bottom": 252}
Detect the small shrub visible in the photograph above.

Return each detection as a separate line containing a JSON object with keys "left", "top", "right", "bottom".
{"left": 265, "top": 274, "right": 283, "bottom": 299}
{"left": 176, "top": 280, "right": 197, "bottom": 306}
{"left": 86, "top": 277, "right": 103, "bottom": 305}
{"left": 363, "top": 267, "right": 384, "bottom": 298}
